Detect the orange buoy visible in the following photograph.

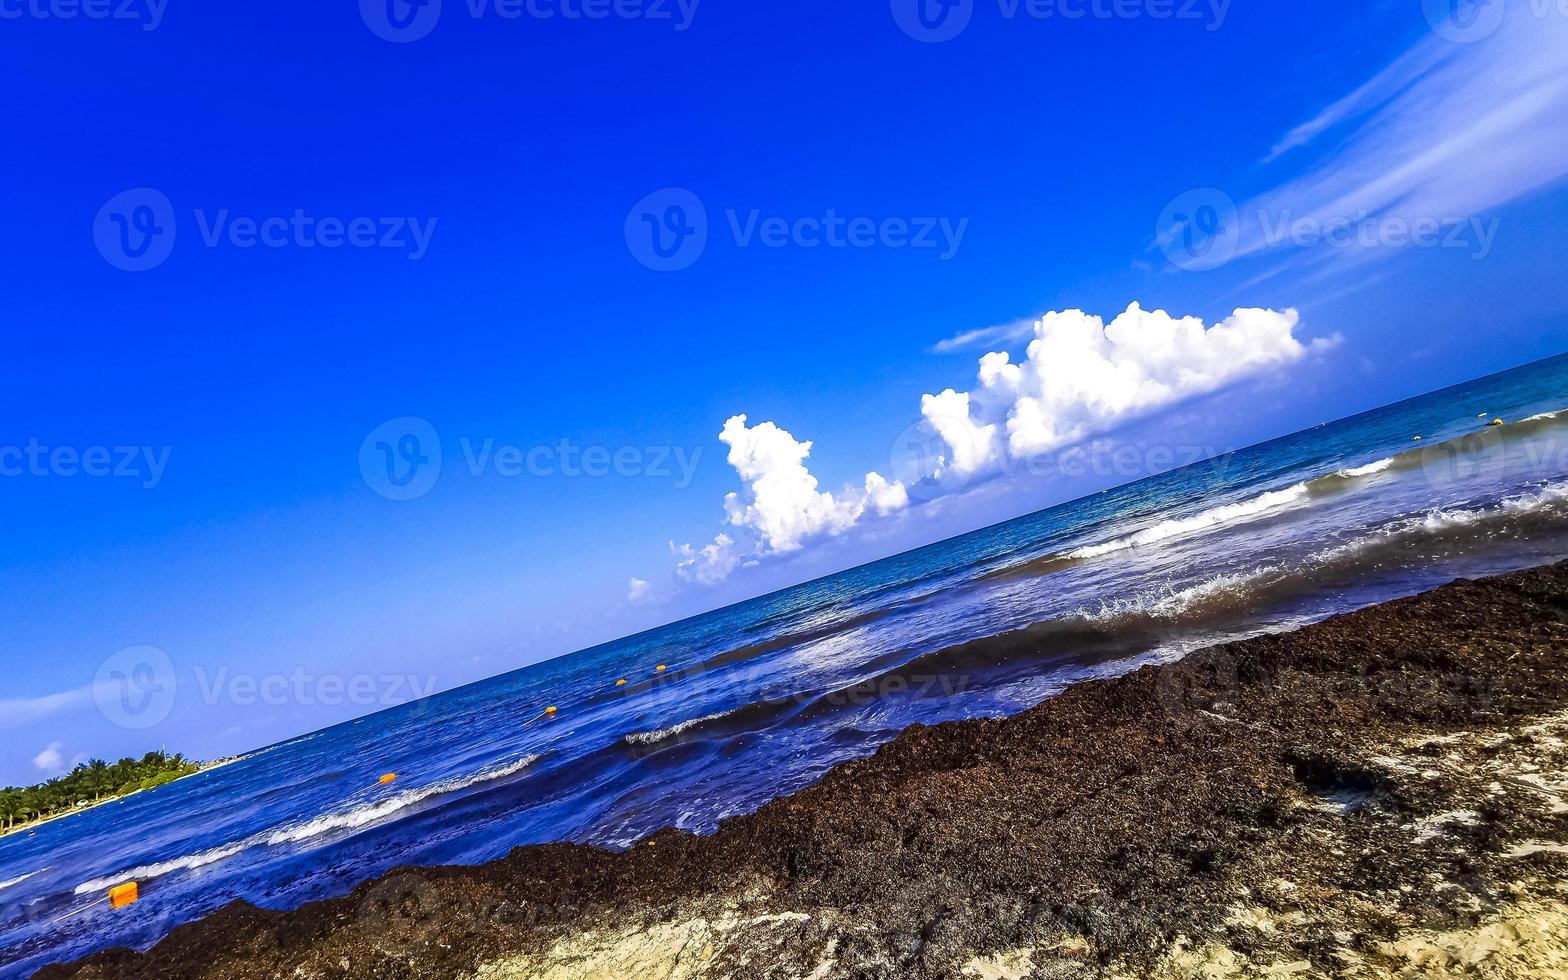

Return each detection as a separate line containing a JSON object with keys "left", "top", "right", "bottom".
{"left": 616, "top": 679, "right": 628, "bottom": 687}
{"left": 378, "top": 773, "right": 398, "bottom": 785}
{"left": 108, "top": 882, "right": 139, "bottom": 910}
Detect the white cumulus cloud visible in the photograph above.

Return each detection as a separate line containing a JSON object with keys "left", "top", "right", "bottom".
{"left": 671, "top": 534, "right": 742, "bottom": 586}
{"left": 669, "top": 417, "right": 910, "bottom": 585}
{"left": 665, "top": 303, "right": 1319, "bottom": 587}
{"left": 627, "top": 578, "right": 651, "bottom": 602}
{"left": 718, "top": 415, "right": 908, "bottom": 554}
{"left": 33, "top": 742, "right": 66, "bottom": 775}
{"left": 918, "top": 303, "right": 1324, "bottom": 481}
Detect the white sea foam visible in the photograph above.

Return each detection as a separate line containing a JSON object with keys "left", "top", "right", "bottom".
{"left": 0, "top": 868, "right": 46, "bottom": 891}
{"left": 1079, "top": 480, "right": 1568, "bottom": 626}
{"left": 1337, "top": 457, "right": 1395, "bottom": 478}
{"left": 1069, "top": 484, "right": 1311, "bottom": 560}
{"left": 1309, "top": 480, "right": 1568, "bottom": 566}
{"left": 624, "top": 711, "right": 736, "bottom": 746}
{"left": 1079, "top": 567, "right": 1283, "bottom": 622}
{"left": 264, "top": 753, "right": 540, "bottom": 846}
{"left": 75, "top": 755, "right": 541, "bottom": 895}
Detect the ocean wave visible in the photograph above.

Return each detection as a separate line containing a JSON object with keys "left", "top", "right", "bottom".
{"left": 75, "top": 755, "right": 541, "bottom": 895}
{"left": 623, "top": 711, "right": 739, "bottom": 746}
{"left": 1335, "top": 457, "right": 1396, "bottom": 479}
{"left": 1310, "top": 480, "right": 1568, "bottom": 566}
{"left": 820, "top": 481, "right": 1568, "bottom": 713}
{"left": 0, "top": 869, "right": 46, "bottom": 891}
{"left": 263, "top": 754, "right": 541, "bottom": 846}
{"left": 73, "top": 843, "right": 250, "bottom": 897}
{"left": 1079, "top": 567, "right": 1285, "bottom": 623}
{"left": 983, "top": 407, "right": 1568, "bottom": 583}
{"left": 1068, "top": 484, "right": 1312, "bottom": 561}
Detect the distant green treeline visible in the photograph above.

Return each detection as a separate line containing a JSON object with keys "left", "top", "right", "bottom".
{"left": 0, "top": 752, "right": 201, "bottom": 832}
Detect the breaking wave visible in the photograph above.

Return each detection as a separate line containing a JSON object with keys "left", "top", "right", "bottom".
{"left": 0, "top": 869, "right": 46, "bottom": 892}
{"left": 832, "top": 479, "right": 1568, "bottom": 706}
{"left": 1309, "top": 480, "right": 1568, "bottom": 566}
{"left": 984, "top": 407, "right": 1568, "bottom": 583}
{"left": 1078, "top": 567, "right": 1287, "bottom": 623}
{"left": 74, "top": 755, "right": 541, "bottom": 895}
{"left": 1068, "top": 484, "right": 1311, "bottom": 561}
{"left": 624, "top": 711, "right": 740, "bottom": 746}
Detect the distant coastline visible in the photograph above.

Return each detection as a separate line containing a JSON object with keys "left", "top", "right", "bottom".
{"left": 0, "top": 753, "right": 238, "bottom": 841}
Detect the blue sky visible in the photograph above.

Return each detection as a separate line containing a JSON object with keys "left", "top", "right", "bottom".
{"left": 2, "top": 0, "right": 1566, "bottom": 783}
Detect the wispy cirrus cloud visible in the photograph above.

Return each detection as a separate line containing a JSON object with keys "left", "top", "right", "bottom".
{"left": 0, "top": 686, "right": 92, "bottom": 730}
{"left": 929, "top": 317, "right": 1036, "bottom": 354}
{"left": 1236, "top": 5, "right": 1568, "bottom": 265}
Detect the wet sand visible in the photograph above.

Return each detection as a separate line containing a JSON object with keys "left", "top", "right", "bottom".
{"left": 37, "top": 561, "right": 1568, "bottom": 979}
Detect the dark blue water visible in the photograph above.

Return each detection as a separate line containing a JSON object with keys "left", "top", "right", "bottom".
{"left": 3, "top": 355, "right": 1566, "bottom": 977}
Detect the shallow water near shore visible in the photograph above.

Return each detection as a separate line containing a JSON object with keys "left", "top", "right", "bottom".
{"left": 3, "top": 355, "right": 1567, "bottom": 978}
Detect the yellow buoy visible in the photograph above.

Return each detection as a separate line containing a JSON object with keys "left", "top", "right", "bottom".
{"left": 108, "top": 882, "right": 139, "bottom": 910}
{"left": 1491, "top": 418, "right": 1504, "bottom": 426}
{"left": 615, "top": 679, "right": 628, "bottom": 687}
{"left": 378, "top": 773, "right": 398, "bottom": 785}
{"left": 545, "top": 706, "right": 558, "bottom": 716}
{"left": 655, "top": 665, "right": 667, "bottom": 673}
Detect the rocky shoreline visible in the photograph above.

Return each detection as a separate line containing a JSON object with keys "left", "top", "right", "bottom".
{"left": 38, "top": 561, "right": 1568, "bottom": 980}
